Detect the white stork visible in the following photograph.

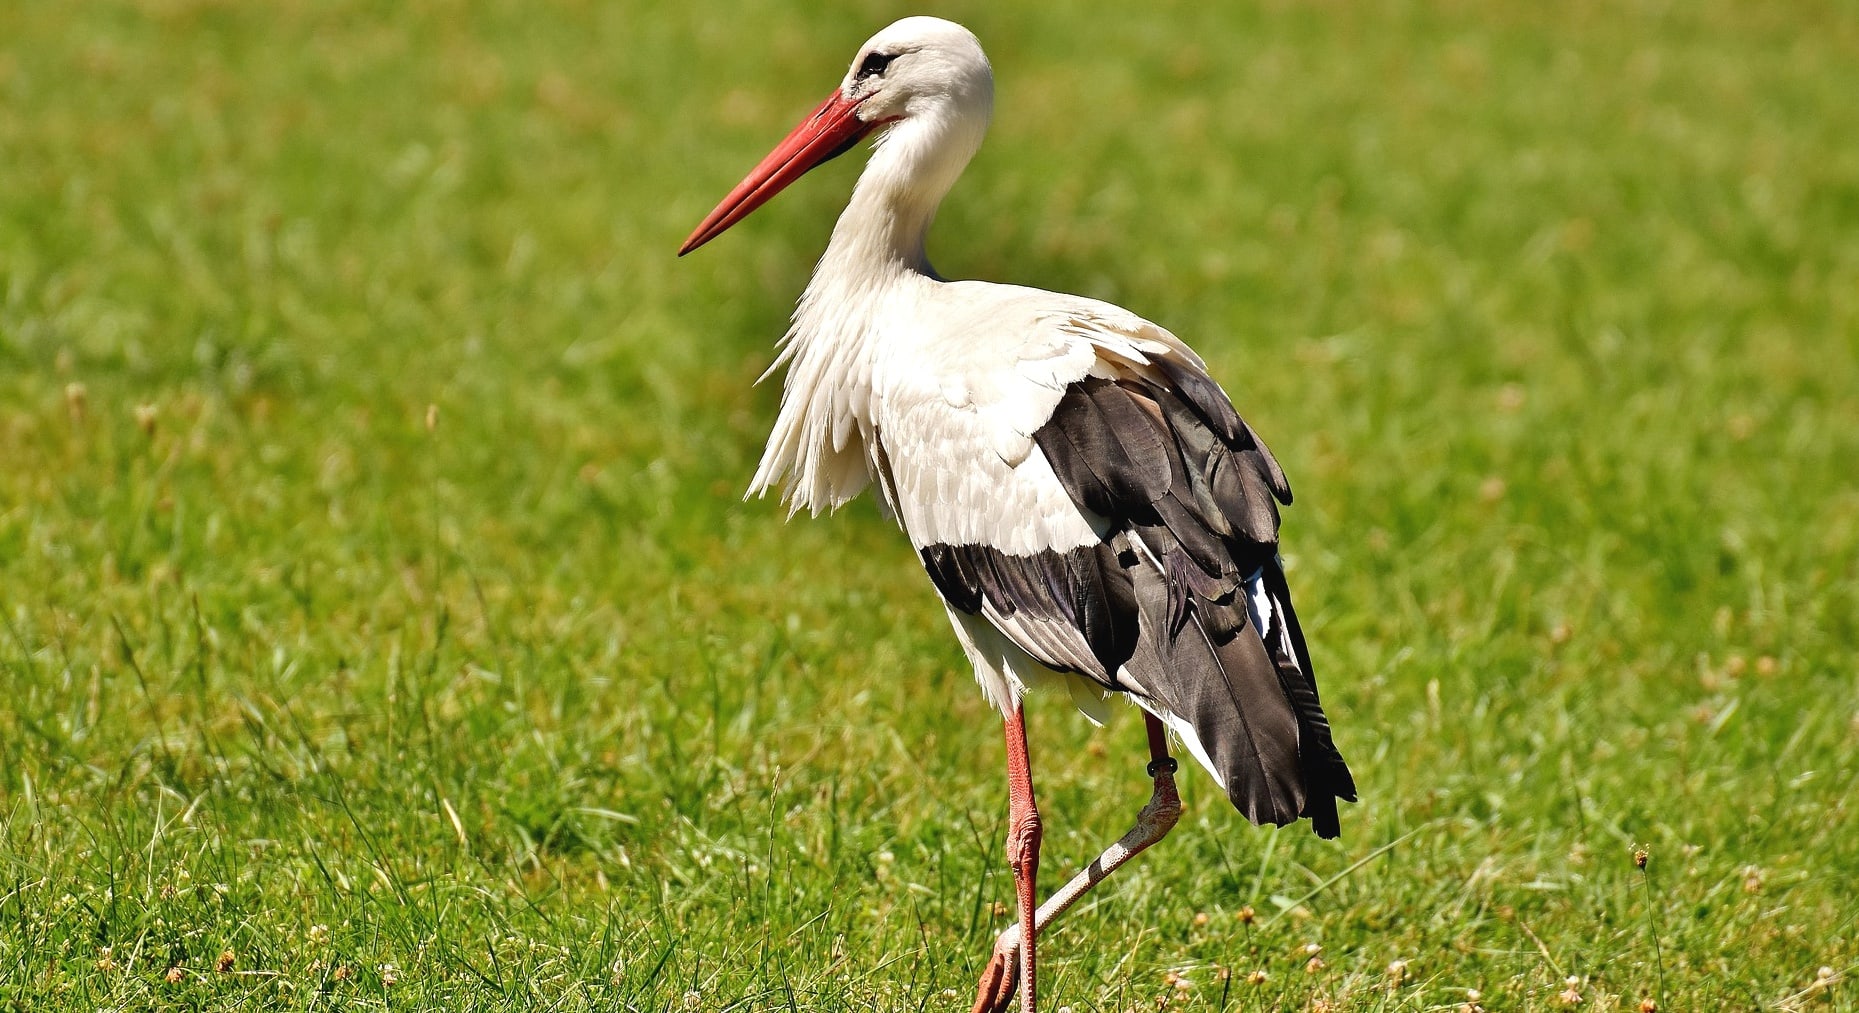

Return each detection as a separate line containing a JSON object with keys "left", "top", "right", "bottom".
{"left": 678, "top": 17, "right": 1355, "bottom": 1013}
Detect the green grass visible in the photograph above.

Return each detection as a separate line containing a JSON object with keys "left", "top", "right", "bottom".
{"left": 3, "top": 0, "right": 1858, "bottom": 1009}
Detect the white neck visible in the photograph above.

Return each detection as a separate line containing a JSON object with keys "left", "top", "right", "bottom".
{"left": 749, "top": 107, "right": 988, "bottom": 515}
{"left": 818, "top": 110, "right": 986, "bottom": 282}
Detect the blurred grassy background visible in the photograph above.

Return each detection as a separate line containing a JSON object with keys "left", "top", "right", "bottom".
{"left": 2, "top": 0, "right": 1856, "bottom": 1009}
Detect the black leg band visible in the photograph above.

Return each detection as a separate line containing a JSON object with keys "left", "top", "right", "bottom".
{"left": 1146, "top": 756, "right": 1178, "bottom": 777}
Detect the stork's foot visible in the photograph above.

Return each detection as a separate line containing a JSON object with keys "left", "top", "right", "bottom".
{"left": 970, "top": 941, "right": 1019, "bottom": 1013}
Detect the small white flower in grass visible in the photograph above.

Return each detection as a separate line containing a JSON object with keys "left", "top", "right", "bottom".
{"left": 1559, "top": 975, "right": 1583, "bottom": 1005}
{"left": 682, "top": 990, "right": 702, "bottom": 1009}
{"left": 380, "top": 964, "right": 399, "bottom": 987}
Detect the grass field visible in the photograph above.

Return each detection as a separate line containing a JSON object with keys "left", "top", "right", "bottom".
{"left": 4, "top": 0, "right": 1858, "bottom": 1009}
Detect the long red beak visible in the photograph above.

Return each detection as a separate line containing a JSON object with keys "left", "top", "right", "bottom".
{"left": 678, "top": 90, "right": 876, "bottom": 256}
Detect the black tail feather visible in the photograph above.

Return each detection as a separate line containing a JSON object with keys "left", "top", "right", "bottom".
{"left": 1261, "top": 564, "right": 1356, "bottom": 838}
{"left": 1124, "top": 546, "right": 1306, "bottom": 829}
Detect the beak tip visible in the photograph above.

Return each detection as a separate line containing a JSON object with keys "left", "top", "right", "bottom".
{"left": 677, "top": 88, "right": 868, "bottom": 265}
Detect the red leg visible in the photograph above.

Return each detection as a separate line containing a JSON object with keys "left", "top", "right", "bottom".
{"left": 973, "top": 712, "right": 1182, "bottom": 1013}
{"left": 1003, "top": 706, "right": 1042, "bottom": 1013}
{"left": 973, "top": 705, "right": 1042, "bottom": 1013}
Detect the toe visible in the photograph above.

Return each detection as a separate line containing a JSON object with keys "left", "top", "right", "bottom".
{"left": 970, "top": 949, "right": 1019, "bottom": 1013}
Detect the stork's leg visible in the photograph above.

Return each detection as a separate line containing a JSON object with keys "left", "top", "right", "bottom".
{"left": 993, "top": 704, "right": 1043, "bottom": 1013}
{"left": 971, "top": 713, "right": 1183, "bottom": 1013}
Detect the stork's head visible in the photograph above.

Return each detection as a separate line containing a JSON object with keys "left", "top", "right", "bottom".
{"left": 838, "top": 17, "right": 993, "bottom": 127}
{"left": 678, "top": 17, "right": 994, "bottom": 255}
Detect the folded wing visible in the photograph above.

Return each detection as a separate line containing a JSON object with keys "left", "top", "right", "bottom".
{"left": 881, "top": 299, "right": 1355, "bottom": 837}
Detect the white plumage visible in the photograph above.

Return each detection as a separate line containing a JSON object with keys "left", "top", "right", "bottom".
{"left": 680, "top": 17, "right": 1353, "bottom": 1013}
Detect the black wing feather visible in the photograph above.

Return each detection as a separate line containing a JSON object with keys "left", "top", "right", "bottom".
{"left": 1030, "top": 374, "right": 1356, "bottom": 838}
{"left": 920, "top": 542, "right": 1138, "bottom": 683}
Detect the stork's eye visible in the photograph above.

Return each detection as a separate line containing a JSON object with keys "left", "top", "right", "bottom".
{"left": 856, "top": 50, "right": 897, "bottom": 79}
